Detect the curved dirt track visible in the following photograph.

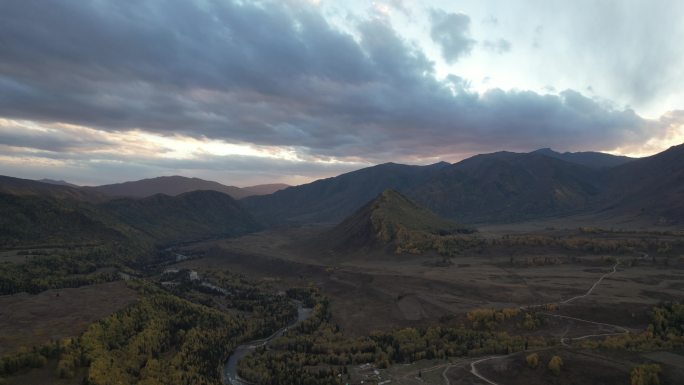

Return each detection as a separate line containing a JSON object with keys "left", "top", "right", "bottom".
{"left": 443, "top": 260, "right": 629, "bottom": 385}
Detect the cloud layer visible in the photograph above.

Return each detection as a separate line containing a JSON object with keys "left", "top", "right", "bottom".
{"left": 429, "top": 10, "right": 476, "bottom": 63}
{"left": 0, "top": 0, "right": 681, "bottom": 184}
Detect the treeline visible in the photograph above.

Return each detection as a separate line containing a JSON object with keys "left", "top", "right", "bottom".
{"left": 492, "top": 234, "right": 683, "bottom": 256}
{"left": 0, "top": 246, "right": 128, "bottom": 295}
{"left": 238, "top": 293, "right": 551, "bottom": 385}
{"left": 392, "top": 228, "right": 683, "bottom": 259}
{"left": 394, "top": 230, "right": 485, "bottom": 256}
{"left": 464, "top": 307, "right": 552, "bottom": 331}
{"left": 581, "top": 302, "right": 684, "bottom": 351}
{"left": 0, "top": 341, "right": 62, "bottom": 377}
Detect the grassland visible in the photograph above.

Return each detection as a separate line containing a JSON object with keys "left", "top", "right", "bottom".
{"left": 0, "top": 281, "right": 137, "bottom": 356}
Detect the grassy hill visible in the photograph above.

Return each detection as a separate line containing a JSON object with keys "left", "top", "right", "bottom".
{"left": 324, "top": 189, "right": 474, "bottom": 254}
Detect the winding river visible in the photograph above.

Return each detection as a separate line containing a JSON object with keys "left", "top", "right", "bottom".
{"left": 223, "top": 303, "right": 313, "bottom": 385}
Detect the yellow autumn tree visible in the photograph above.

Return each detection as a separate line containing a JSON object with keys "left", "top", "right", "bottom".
{"left": 547, "top": 355, "right": 563, "bottom": 375}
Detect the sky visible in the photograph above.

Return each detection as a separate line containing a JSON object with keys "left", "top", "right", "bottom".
{"left": 1, "top": 0, "right": 683, "bottom": 186}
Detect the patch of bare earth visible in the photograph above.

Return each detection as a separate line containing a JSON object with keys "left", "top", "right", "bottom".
{"left": 0, "top": 281, "right": 138, "bottom": 355}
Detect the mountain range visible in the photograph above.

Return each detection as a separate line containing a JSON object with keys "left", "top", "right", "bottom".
{"left": 88, "top": 176, "right": 289, "bottom": 199}
{"left": 1, "top": 145, "right": 682, "bottom": 250}
{"left": 244, "top": 145, "right": 683, "bottom": 226}
{"left": 0, "top": 175, "right": 289, "bottom": 201}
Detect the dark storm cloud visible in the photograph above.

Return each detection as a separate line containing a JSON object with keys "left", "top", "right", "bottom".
{"left": 0, "top": 0, "right": 674, "bottom": 164}
{"left": 428, "top": 9, "right": 476, "bottom": 63}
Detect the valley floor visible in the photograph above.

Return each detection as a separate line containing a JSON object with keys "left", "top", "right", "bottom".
{"left": 181, "top": 226, "right": 684, "bottom": 335}
{"left": 174, "top": 224, "right": 684, "bottom": 384}
{"left": 2, "top": 222, "right": 683, "bottom": 385}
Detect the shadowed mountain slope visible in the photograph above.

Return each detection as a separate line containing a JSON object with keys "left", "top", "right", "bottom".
{"left": 0, "top": 192, "right": 128, "bottom": 247}
{"left": 601, "top": 144, "right": 684, "bottom": 224}
{"left": 241, "top": 162, "right": 451, "bottom": 224}
{"left": 100, "top": 190, "right": 261, "bottom": 244}
{"left": 244, "top": 152, "right": 607, "bottom": 225}
{"left": 410, "top": 152, "right": 604, "bottom": 223}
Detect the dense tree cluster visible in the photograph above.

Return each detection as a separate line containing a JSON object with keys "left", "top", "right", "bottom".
{"left": 0, "top": 272, "right": 304, "bottom": 384}
{"left": 238, "top": 295, "right": 551, "bottom": 384}
{"left": 0, "top": 246, "right": 124, "bottom": 295}
{"left": 168, "top": 270, "right": 298, "bottom": 335}
{"left": 0, "top": 193, "right": 122, "bottom": 247}
{"left": 58, "top": 292, "right": 243, "bottom": 384}
{"left": 465, "top": 307, "right": 550, "bottom": 331}
{"left": 52, "top": 277, "right": 299, "bottom": 385}
{"left": 394, "top": 230, "right": 485, "bottom": 256}
{"left": 392, "top": 226, "right": 684, "bottom": 261}
{"left": 0, "top": 341, "right": 62, "bottom": 376}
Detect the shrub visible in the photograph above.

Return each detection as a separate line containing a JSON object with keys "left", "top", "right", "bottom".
{"left": 547, "top": 355, "right": 563, "bottom": 375}
{"left": 525, "top": 353, "right": 539, "bottom": 368}
{"left": 630, "top": 364, "right": 661, "bottom": 385}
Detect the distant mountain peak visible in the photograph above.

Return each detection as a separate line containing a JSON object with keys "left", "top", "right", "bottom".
{"left": 38, "top": 178, "right": 79, "bottom": 187}
{"left": 241, "top": 183, "right": 290, "bottom": 196}
{"left": 530, "top": 148, "right": 634, "bottom": 168}
{"left": 91, "top": 175, "right": 288, "bottom": 199}
{"left": 532, "top": 147, "right": 559, "bottom": 155}
{"left": 431, "top": 161, "right": 452, "bottom": 168}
